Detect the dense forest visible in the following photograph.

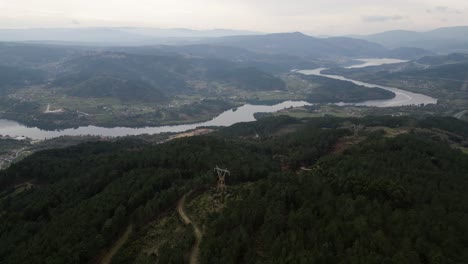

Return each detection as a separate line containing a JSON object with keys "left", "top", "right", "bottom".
{"left": 0, "top": 115, "right": 467, "bottom": 263}
{"left": 68, "top": 76, "right": 167, "bottom": 102}
{"left": 0, "top": 65, "right": 45, "bottom": 94}
{"left": 200, "top": 133, "right": 468, "bottom": 263}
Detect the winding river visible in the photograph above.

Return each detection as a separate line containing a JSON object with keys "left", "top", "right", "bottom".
{"left": 0, "top": 59, "right": 437, "bottom": 140}
{"left": 297, "top": 68, "right": 437, "bottom": 107}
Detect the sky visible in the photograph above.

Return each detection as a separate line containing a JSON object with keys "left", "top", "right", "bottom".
{"left": 0, "top": 0, "right": 467, "bottom": 35}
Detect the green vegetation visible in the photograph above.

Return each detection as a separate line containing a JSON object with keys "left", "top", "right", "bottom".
{"left": 236, "top": 73, "right": 395, "bottom": 105}
{"left": 207, "top": 66, "right": 286, "bottom": 91}
{"left": 0, "top": 115, "right": 467, "bottom": 263}
{"left": 416, "top": 53, "right": 468, "bottom": 66}
{"left": 69, "top": 76, "right": 166, "bottom": 102}
{"left": 260, "top": 103, "right": 462, "bottom": 124}
{"left": 0, "top": 133, "right": 276, "bottom": 263}
{"left": 0, "top": 44, "right": 292, "bottom": 129}
{"left": 0, "top": 42, "right": 403, "bottom": 130}
{"left": 297, "top": 74, "right": 395, "bottom": 103}
{"left": 111, "top": 213, "right": 194, "bottom": 264}
{"left": 0, "top": 135, "right": 122, "bottom": 170}
{"left": 0, "top": 95, "right": 236, "bottom": 130}
{"left": 54, "top": 53, "right": 286, "bottom": 95}
{"left": 200, "top": 133, "right": 468, "bottom": 263}
{"left": 0, "top": 42, "right": 76, "bottom": 68}
{"left": 0, "top": 65, "right": 45, "bottom": 94}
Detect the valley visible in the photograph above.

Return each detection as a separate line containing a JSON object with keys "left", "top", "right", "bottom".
{"left": 0, "top": 20, "right": 468, "bottom": 264}
{"left": 0, "top": 33, "right": 436, "bottom": 132}
{"left": 0, "top": 58, "right": 436, "bottom": 140}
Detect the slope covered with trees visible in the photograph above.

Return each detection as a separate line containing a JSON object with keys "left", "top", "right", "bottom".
{"left": 0, "top": 116, "right": 467, "bottom": 264}
{"left": 0, "top": 66, "right": 46, "bottom": 94}
{"left": 200, "top": 133, "right": 468, "bottom": 263}
{"left": 53, "top": 53, "right": 287, "bottom": 96}
{"left": 68, "top": 76, "right": 167, "bottom": 102}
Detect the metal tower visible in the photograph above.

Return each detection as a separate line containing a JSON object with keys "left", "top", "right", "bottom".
{"left": 214, "top": 166, "right": 230, "bottom": 191}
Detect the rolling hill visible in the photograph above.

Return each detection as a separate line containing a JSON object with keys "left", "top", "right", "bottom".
{"left": 0, "top": 65, "right": 46, "bottom": 94}
{"left": 120, "top": 44, "right": 322, "bottom": 73}
{"left": 356, "top": 26, "right": 468, "bottom": 53}
{"left": 51, "top": 52, "right": 287, "bottom": 99}
{"left": 0, "top": 42, "right": 80, "bottom": 68}
{"left": 208, "top": 32, "right": 388, "bottom": 58}
{"left": 204, "top": 32, "right": 432, "bottom": 59}
{"left": 68, "top": 76, "right": 167, "bottom": 102}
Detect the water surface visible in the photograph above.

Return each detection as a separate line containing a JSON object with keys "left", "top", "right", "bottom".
{"left": 0, "top": 101, "right": 311, "bottom": 140}
{"left": 345, "top": 58, "right": 407, "bottom": 69}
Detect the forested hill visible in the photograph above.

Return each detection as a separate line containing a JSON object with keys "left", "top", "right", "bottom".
{"left": 0, "top": 116, "right": 468, "bottom": 264}
{"left": 0, "top": 65, "right": 46, "bottom": 94}
{"left": 53, "top": 52, "right": 287, "bottom": 97}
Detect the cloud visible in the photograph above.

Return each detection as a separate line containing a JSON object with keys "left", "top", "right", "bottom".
{"left": 71, "top": 19, "right": 80, "bottom": 25}
{"left": 361, "top": 15, "right": 406, "bottom": 23}
{"left": 426, "top": 6, "right": 463, "bottom": 14}
{"left": 1, "top": 0, "right": 468, "bottom": 35}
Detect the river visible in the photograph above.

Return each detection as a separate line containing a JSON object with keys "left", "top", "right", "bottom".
{"left": 0, "top": 58, "right": 437, "bottom": 140}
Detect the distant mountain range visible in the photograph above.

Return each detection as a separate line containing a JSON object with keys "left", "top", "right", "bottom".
{"left": 6, "top": 26, "right": 467, "bottom": 59}
{"left": 0, "top": 27, "right": 260, "bottom": 45}
{"left": 203, "top": 32, "right": 432, "bottom": 59}
{"left": 352, "top": 26, "right": 468, "bottom": 53}
{"left": 206, "top": 32, "right": 385, "bottom": 57}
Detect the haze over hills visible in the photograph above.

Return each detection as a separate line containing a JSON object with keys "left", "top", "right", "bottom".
{"left": 0, "top": 27, "right": 261, "bottom": 46}
{"left": 353, "top": 26, "right": 468, "bottom": 53}
{"left": 114, "top": 44, "right": 323, "bottom": 73}
{"left": 204, "top": 32, "right": 432, "bottom": 59}
{"left": 207, "top": 32, "right": 386, "bottom": 57}
{"left": 0, "top": 27, "right": 436, "bottom": 60}
{"left": 1, "top": 26, "right": 467, "bottom": 55}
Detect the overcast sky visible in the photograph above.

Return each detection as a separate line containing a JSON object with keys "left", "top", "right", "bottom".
{"left": 0, "top": 0, "right": 467, "bottom": 35}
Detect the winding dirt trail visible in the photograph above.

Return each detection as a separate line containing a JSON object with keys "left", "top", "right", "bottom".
{"left": 101, "top": 224, "right": 133, "bottom": 264}
{"left": 177, "top": 193, "right": 202, "bottom": 264}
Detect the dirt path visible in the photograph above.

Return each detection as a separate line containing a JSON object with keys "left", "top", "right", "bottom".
{"left": 101, "top": 224, "right": 133, "bottom": 264}
{"left": 177, "top": 193, "right": 202, "bottom": 264}
{"left": 454, "top": 110, "right": 467, "bottom": 119}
